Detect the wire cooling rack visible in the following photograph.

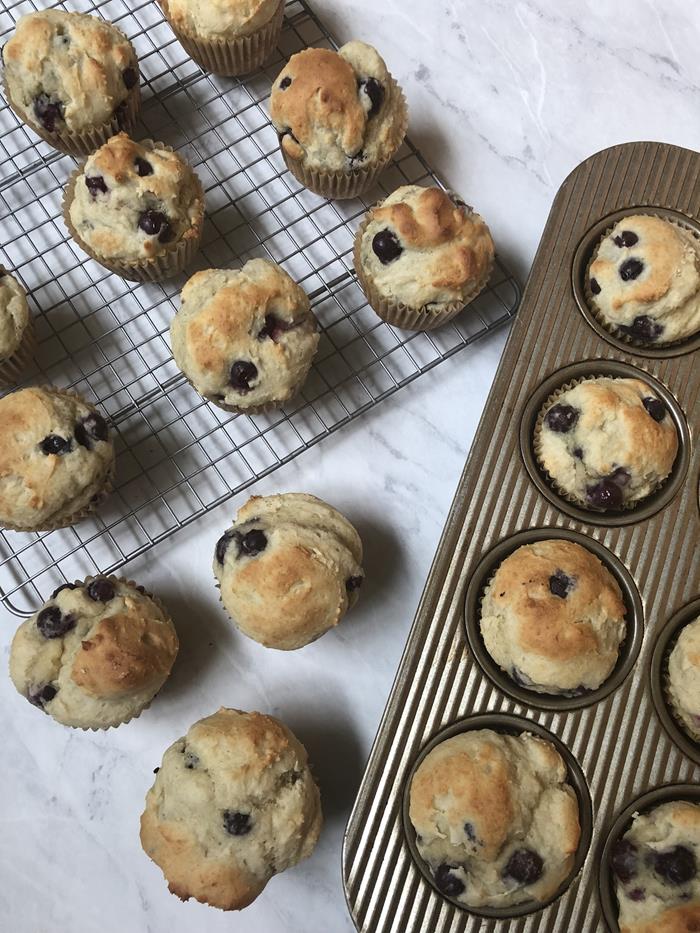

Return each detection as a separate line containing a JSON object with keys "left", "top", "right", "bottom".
{"left": 0, "top": 0, "right": 520, "bottom": 616}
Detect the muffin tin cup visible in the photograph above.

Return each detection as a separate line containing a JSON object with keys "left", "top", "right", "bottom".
{"left": 401, "top": 713, "right": 593, "bottom": 921}
{"left": 464, "top": 528, "right": 644, "bottom": 712}
{"left": 650, "top": 597, "right": 700, "bottom": 766}
{"left": 0, "top": 314, "right": 35, "bottom": 388}
{"left": 521, "top": 359, "right": 691, "bottom": 527}
{"left": 597, "top": 783, "right": 700, "bottom": 932}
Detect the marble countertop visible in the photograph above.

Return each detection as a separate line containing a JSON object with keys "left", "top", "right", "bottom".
{"left": 2, "top": 1, "right": 699, "bottom": 931}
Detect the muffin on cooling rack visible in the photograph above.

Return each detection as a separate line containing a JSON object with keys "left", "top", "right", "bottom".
{"left": 0, "top": 386, "right": 115, "bottom": 532}
{"left": 10, "top": 576, "right": 178, "bottom": 730}
{"left": 0, "top": 269, "right": 33, "bottom": 386}
{"left": 64, "top": 133, "right": 204, "bottom": 283}
{"left": 667, "top": 616, "right": 700, "bottom": 742}
{"left": 214, "top": 492, "right": 364, "bottom": 650}
{"left": 159, "top": 0, "right": 284, "bottom": 76}
{"left": 269, "top": 41, "right": 407, "bottom": 199}
{"left": 2, "top": 9, "right": 140, "bottom": 157}
{"left": 354, "top": 185, "right": 495, "bottom": 331}
{"left": 141, "top": 707, "right": 322, "bottom": 910}
{"left": 409, "top": 729, "right": 581, "bottom": 909}
{"left": 170, "top": 259, "right": 319, "bottom": 414}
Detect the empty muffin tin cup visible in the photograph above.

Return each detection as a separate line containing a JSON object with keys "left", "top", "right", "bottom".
{"left": 598, "top": 783, "right": 700, "bottom": 932}
{"left": 573, "top": 206, "right": 700, "bottom": 358}
{"left": 521, "top": 359, "right": 690, "bottom": 527}
{"left": 650, "top": 597, "right": 700, "bottom": 767}
{"left": 401, "top": 713, "right": 593, "bottom": 920}
{"left": 464, "top": 528, "right": 644, "bottom": 712}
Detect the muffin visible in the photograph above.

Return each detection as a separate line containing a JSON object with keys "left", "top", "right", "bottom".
{"left": 408, "top": 729, "right": 581, "bottom": 909}
{"left": 269, "top": 41, "right": 407, "bottom": 199}
{"left": 170, "top": 260, "right": 318, "bottom": 413}
{"left": 2, "top": 10, "right": 140, "bottom": 157}
{"left": 610, "top": 800, "right": 700, "bottom": 932}
{"left": 159, "top": 0, "right": 284, "bottom": 76}
{"left": 667, "top": 617, "right": 700, "bottom": 742}
{"left": 588, "top": 214, "right": 700, "bottom": 345}
{"left": 354, "top": 185, "right": 495, "bottom": 331}
{"left": 140, "top": 707, "right": 322, "bottom": 910}
{"left": 536, "top": 377, "right": 678, "bottom": 511}
{"left": 64, "top": 133, "right": 204, "bottom": 283}
{"left": 214, "top": 492, "right": 363, "bottom": 650}
{"left": 0, "top": 269, "right": 33, "bottom": 385}
{"left": 9, "top": 576, "right": 178, "bottom": 730}
{"left": 480, "top": 540, "right": 626, "bottom": 696}
{"left": 0, "top": 387, "right": 115, "bottom": 531}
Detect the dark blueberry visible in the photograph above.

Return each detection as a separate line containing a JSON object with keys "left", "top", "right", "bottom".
{"left": 586, "top": 478, "right": 624, "bottom": 511}
{"left": 613, "top": 230, "right": 639, "bottom": 248}
{"left": 359, "top": 77, "right": 385, "bottom": 117}
{"left": 135, "top": 157, "right": 153, "bottom": 177}
{"left": 237, "top": 529, "right": 267, "bottom": 557}
{"left": 183, "top": 750, "right": 199, "bottom": 769}
{"left": 371, "top": 229, "right": 402, "bottom": 265}
{"left": 50, "top": 582, "right": 80, "bottom": 599}
{"left": 628, "top": 888, "right": 646, "bottom": 902}
{"left": 611, "top": 839, "right": 639, "bottom": 884}
{"left": 279, "top": 76, "right": 292, "bottom": 90}
{"left": 549, "top": 569, "right": 574, "bottom": 599}
{"left": 229, "top": 360, "right": 258, "bottom": 393}
{"left": 464, "top": 822, "right": 477, "bottom": 843}
{"left": 434, "top": 863, "right": 465, "bottom": 897}
{"left": 33, "top": 93, "right": 63, "bottom": 132}
{"left": 114, "top": 101, "right": 128, "bottom": 130}
{"left": 223, "top": 810, "right": 252, "bottom": 836}
{"left": 590, "top": 277, "right": 601, "bottom": 295}
{"left": 37, "top": 606, "right": 75, "bottom": 639}
{"left": 158, "top": 221, "right": 175, "bottom": 244}
{"left": 257, "top": 313, "right": 292, "bottom": 342}
{"left": 643, "top": 397, "right": 667, "bottom": 422}
{"left": 573, "top": 446, "right": 584, "bottom": 460}
{"left": 28, "top": 684, "right": 57, "bottom": 709}
{"left": 349, "top": 149, "right": 366, "bottom": 168}
{"left": 566, "top": 684, "right": 590, "bottom": 697}
{"left": 74, "top": 413, "right": 109, "bottom": 449}
{"left": 138, "top": 210, "right": 167, "bottom": 236}
{"left": 216, "top": 530, "right": 235, "bottom": 564}
{"left": 40, "top": 434, "right": 72, "bottom": 456}
{"left": 153, "top": 767, "right": 160, "bottom": 774}
{"left": 503, "top": 848, "right": 544, "bottom": 885}
{"left": 86, "top": 577, "right": 115, "bottom": 603}
{"left": 620, "top": 315, "right": 664, "bottom": 343}
{"left": 85, "top": 175, "right": 108, "bottom": 197}
{"left": 346, "top": 575, "right": 363, "bottom": 593}
{"left": 610, "top": 466, "right": 631, "bottom": 487}
{"left": 653, "top": 846, "right": 696, "bottom": 885}
{"left": 544, "top": 403, "right": 579, "bottom": 434}
{"left": 511, "top": 667, "right": 534, "bottom": 687}
{"left": 122, "top": 67, "right": 138, "bottom": 90}
{"left": 620, "top": 258, "right": 644, "bottom": 281}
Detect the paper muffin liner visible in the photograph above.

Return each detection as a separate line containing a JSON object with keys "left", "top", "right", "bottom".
{"left": 160, "top": 0, "right": 284, "bottom": 77}
{"left": 63, "top": 140, "right": 205, "bottom": 283}
{"left": 0, "top": 293, "right": 36, "bottom": 388}
{"left": 661, "top": 624, "right": 700, "bottom": 745}
{"left": 280, "top": 76, "right": 408, "bottom": 201}
{"left": 352, "top": 212, "right": 494, "bottom": 331}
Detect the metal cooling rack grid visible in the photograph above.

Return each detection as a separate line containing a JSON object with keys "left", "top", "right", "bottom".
{"left": 0, "top": 0, "right": 520, "bottom": 616}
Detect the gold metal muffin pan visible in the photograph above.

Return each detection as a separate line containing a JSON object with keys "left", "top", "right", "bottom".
{"left": 342, "top": 141, "right": 700, "bottom": 933}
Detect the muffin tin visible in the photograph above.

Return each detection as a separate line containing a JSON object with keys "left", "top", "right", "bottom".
{"left": 342, "top": 141, "right": 700, "bottom": 932}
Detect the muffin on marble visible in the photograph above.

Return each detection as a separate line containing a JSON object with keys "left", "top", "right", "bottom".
{"left": 2, "top": 10, "right": 140, "bottom": 156}
{"left": 171, "top": 260, "right": 319, "bottom": 413}
{"left": 140, "top": 707, "right": 322, "bottom": 910}
{"left": 354, "top": 185, "right": 495, "bottom": 331}
{"left": 0, "top": 269, "right": 32, "bottom": 385}
{"left": 588, "top": 214, "right": 700, "bottom": 345}
{"left": 214, "top": 492, "right": 363, "bottom": 650}
{"left": 159, "top": 0, "right": 284, "bottom": 76}
{"left": 667, "top": 617, "right": 700, "bottom": 742}
{"left": 9, "top": 576, "right": 178, "bottom": 729}
{"left": 409, "top": 729, "right": 581, "bottom": 909}
{"left": 0, "top": 387, "right": 115, "bottom": 531}
{"left": 269, "top": 41, "right": 407, "bottom": 199}
{"left": 64, "top": 133, "right": 204, "bottom": 282}
{"left": 480, "top": 540, "right": 626, "bottom": 696}
{"left": 536, "top": 377, "right": 678, "bottom": 512}
{"left": 610, "top": 800, "right": 700, "bottom": 932}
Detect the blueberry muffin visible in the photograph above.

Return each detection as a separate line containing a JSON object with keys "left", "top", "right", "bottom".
{"left": 667, "top": 617, "right": 700, "bottom": 742}
{"left": 480, "top": 540, "right": 626, "bottom": 696}
{"left": 64, "top": 133, "right": 204, "bottom": 282}
{"left": 408, "top": 729, "right": 581, "bottom": 909}
{"left": 159, "top": 0, "right": 284, "bottom": 76}
{"left": 2, "top": 10, "right": 140, "bottom": 156}
{"left": 610, "top": 800, "right": 700, "bottom": 932}
{"left": 588, "top": 215, "right": 700, "bottom": 345}
{"left": 270, "top": 41, "right": 407, "bottom": 199}
{"left": 9, "top": 577, "right": 178, "bottom": 730}
{"left": 214, "top": 493, "right": 364, "bottom": 650}
{"left": 0, "top": 387, "right": 115, "bottom": 531}
{"left": 171, "top": 260, "right": 318, "bottom": 413}
{"left": 354, "top": 185, "right": 495, "bottom": 331}
{"left": 537, "top": 377, "right": 678, "bottom": 511}
{"left": 0, "top": 269, "right": 32, "bottom": 385}
{"left": 140, "top": 707, "right": 322, "bottom": 910}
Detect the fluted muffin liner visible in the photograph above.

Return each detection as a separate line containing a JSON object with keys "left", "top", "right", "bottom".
{"left": 0, "top": 269, "right": 36, "bottom": 387}
{"left": 661, "top": 624, "right": 700, "bottom": 745}
{"left": 63, "top": 140, "right": 205, "bottom": 283}
{"left": 352, "top": 212, "right": 494, "bottom": 332}
{"left": 280, "top": 76, "right": 408, "bottom": 201}
{"left": 160, "top": 0, "right": 284, "bottom": 77}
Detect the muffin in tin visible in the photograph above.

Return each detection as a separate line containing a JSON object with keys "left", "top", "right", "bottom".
{"left": 408, "top": 729, "right": 581, "bottom": 909}
{"left": 536, "top": 377, "right": 678, "bottom": 512}
{"left": 140, "top": 707, "right": 322, "bottom": 910}
{"left": 479, "top": 540, "right": 626, "bottom": 696}
{"left": 9, "top": 576, "right": 178, "bottom": 730}
{"left": 0, "top": 269, "right": 32, "bottom": 385}
{"left": 588, "top": 214, "right": 700, "bottom": 346}
{"left": 667, "top": 617, "right": 700, "bottom": 742}
{"left": 170, "top": 260, "right": 319, "bottom": 413}
{"left": 610, "top": 800, "right": 700, "bottom": 932}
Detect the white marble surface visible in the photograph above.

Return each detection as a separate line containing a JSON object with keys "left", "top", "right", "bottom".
{"left": 2, "top": 1, "right": 700, "bottom": 931}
